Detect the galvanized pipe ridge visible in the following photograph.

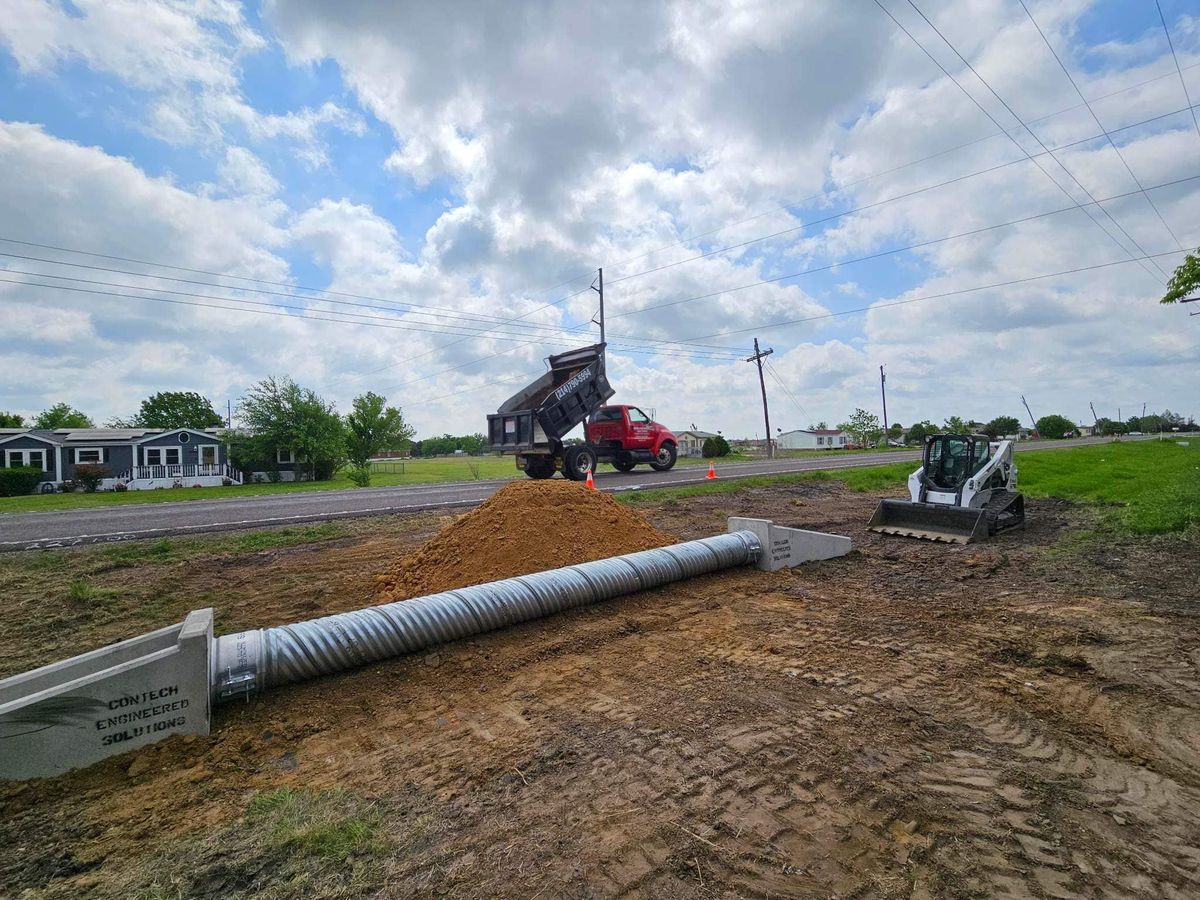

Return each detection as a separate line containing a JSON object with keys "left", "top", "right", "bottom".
{"left": 211, "top": 530, "right": 761, "bottom": 702}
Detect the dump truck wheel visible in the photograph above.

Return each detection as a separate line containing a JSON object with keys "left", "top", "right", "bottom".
{"left": 523, "top": 457, "right": 556, "bottom": 479}
{"left": 649, "top": 442, "right": 677, "bottom": 471}
{"left": 563, "top": 445, "right": 598, "bottom": 481}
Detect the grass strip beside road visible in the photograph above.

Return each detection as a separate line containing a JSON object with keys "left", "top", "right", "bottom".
{"left": 622, "top": 440, "right": 1199, "bottom": 535}
{"left": 0, "top": 451, "right": 863, "bottom": 514}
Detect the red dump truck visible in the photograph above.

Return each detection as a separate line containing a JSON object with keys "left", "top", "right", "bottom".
{"left": 487, "top": 343, "right": 678, "bottom": 480}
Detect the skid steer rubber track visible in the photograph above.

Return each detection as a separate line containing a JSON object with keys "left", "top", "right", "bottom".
{"left": 984, "top": 490, "right": 1025, "bottom": 535}
{"left": 867, "top": 499, "right": 990, "bottom": 544}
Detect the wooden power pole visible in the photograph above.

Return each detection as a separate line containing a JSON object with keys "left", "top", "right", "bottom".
{"left": 879, "top": 365, "right": 889, "bottom": 445}
{"left": 1021, "top": 395, "right": 1038, "bottom": 436}
{"left": 590, "top": 268, "right": 604, "bottom": 345}
{"left": 746, "top": 338, "right": 774, "bottom": 459}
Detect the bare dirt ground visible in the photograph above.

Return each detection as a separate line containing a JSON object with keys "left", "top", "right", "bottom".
{"left": 2, "top": 480, "right": 1199, "bottom": 898}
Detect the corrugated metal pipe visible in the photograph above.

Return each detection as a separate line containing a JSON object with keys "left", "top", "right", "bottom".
{"left": 210, "top": 530, "right": 762, "bottom": 703}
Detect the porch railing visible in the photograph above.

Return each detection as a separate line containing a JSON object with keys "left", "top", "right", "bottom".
{"left": 116, "top": 463, "right": 243, "bottom": 484}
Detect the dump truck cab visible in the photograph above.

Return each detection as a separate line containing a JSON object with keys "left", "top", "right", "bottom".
{"left": 585, "top": 405, "right": 678, "bottom": 473}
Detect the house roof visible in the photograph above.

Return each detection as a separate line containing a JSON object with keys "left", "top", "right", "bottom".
{"left": 0, "top": 431, "right": 62, "bottom": 448}
{"left": 677, "top": 430, "right": 719, "bottom": 439}
{"left": 0, "top": 427, "right": 227, "bottom": 444}
{"left": 778, "top": 428, "right": 847, "bottom": 437}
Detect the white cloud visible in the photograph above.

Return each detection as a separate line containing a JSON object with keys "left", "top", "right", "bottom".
{"left": 0, "top": 0, "right": 360, "bottom": 162}
{"left": 1, "top": 2, "right": 1197, "bottom": 435}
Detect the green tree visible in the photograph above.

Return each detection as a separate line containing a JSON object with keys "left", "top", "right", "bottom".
{"left": 127, "top": 391, "right": 224, "bottom": 430}
{"left": 236, "top": 377, "right": 346, "bottom": 481}
{"left": 702, "top": 435, "right": 731, "bottom": 457}
{"left": 1162, "top": 247, "right": 1200, "bottom": 303}
{"left": 412, "top": 433, "right": 487, "bottom": 456}
{"left": 943, "top": 415, "right": 970, "bottom": 434}
{"left": 887, "top": 422, "right": 904, "bottom": 440}
{"left": 33, "top": 403, "right": 93, "bottom": 429}
{"left": 1035, "top": 414, "right": 1075, "bottom": 439}
{"left": 838, "top": 408, "right": 882, "bottom": 447}
{"left": 345, "top": 392, "right": 415, "bottom": 468}
{"left": 0, "top": 411, "right": 23, "bottom": 428}
{"left": 905, "top": 420, "right": 937, "bottom": 445}
{"left": 982, "top": 415, "right": 1020, "bottom": 439}
{"left": 1094, "top": 417, "right": 1126, "bottom": 436}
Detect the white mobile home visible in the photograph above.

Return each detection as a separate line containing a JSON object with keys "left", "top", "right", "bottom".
{"left": 777, "top": 428, "right": 850, "bottom": 450}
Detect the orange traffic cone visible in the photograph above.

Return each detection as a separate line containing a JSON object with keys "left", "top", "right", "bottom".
{"left": 585, "top": 468, "right": 595, "bottom": 490}
{"left": 706, "top": 461, "right": 717, "bottom": 480}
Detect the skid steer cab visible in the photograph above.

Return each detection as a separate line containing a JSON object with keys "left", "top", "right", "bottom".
{"left": 867, "top": 434, "right": 1025, "bottom": 544}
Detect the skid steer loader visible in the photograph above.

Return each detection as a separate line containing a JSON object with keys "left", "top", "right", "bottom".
{"left": 867, "top": 434, "right": 1025, "bottom": 544}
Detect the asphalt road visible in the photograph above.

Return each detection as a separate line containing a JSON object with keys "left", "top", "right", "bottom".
{"left": 0, "top": 436, "right": 1137, "bottom": 551}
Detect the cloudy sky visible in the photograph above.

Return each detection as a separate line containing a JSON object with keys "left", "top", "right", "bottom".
{"left": 1, "top": 0, "right": 1197, "bottom": 438}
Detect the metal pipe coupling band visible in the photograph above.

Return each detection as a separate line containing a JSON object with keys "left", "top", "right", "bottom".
{"left": 211, "top": 529, "right": 761, "bottom": 703}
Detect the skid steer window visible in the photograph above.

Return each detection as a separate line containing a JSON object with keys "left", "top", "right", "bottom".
{"left": 929, "top": 437, "right": 971, "bottom": 490}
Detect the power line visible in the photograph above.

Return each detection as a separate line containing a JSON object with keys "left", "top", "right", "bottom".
{"left": 677, "top": 247, "right": 1190, "bottom": 343}
{"left": 3, "top": 245, "right": 756, "bottom": 355}
{"left": 585, "top": 64, "right": 1200, "bottom": 287}
{"left": 764, "top": 360, "right": 811, "bottom": 424}
{"left": 1157, "top": 0, "right": 1200, "bottom": 142}
{"left": 601, "top": 102, "right": 1196, "bottom": 290}
{"left": 0, "top": 246, "right": 610, "bottom": 339}
{"left": 0, "top": 274, "right": 745, "bottom": 362}
{"left": 1019, "top": 0, "right": 1185, "bottom": 251}
{"left": 883, "top": 0, "right": 1167, "bottom": 282}
{"left": 0, "top": 234, "right": 599, "bottom": 331}
{"left": 606, "top": 172, "right": 1200, "bottom": 322}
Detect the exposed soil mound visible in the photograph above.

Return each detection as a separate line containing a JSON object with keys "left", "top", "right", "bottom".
{"left": 375, "top": 480, "right": 675, "bottom": 600}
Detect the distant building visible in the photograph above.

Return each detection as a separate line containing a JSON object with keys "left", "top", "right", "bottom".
{"left": 675, "top": 430, "right": 719, "bottom": 457}
{"left": 777, "top": 428, "right": 850, "bottom": 450}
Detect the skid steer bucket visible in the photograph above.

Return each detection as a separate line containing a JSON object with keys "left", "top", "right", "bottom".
{"left": 867, "top": 499, "right": 990, "bottom": 544}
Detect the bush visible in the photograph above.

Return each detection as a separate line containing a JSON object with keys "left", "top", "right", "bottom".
{"left": 0, "top": 466, "right": 44, "bottom": 497}
{"left": 346, "top": 466, "right": 372, "bottom": 487}
{"left": 222, "top": 476, "right": 233, "bottom": 487}
{"left": 114, "top": 482, "right": 128, "bottom": 492}
{"left": 74, "top": 463, "right": 111, "bottom": 493}
{"left": 702, "top": 436, "right": 731, "bottom": 458}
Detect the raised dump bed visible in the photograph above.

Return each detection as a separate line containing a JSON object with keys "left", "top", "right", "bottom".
{"left": 487, "top": 343, "right": 614, "bottom": 453}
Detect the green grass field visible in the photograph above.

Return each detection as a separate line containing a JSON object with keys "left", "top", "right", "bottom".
{"left": 623, "top": 439, "right": 1199, "bottom": 535}
{"left": 0, "top": 451, "right": 794, "bottom": 514}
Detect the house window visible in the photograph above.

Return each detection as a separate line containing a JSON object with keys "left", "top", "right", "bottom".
{"left": 5, "top": 449, "right": 47, "bottom": 470}
{"left": 817, "top": 436, "right": 824, "bottom": 446}
{"left": 199, "top": 445, "right": 218, "bottom": 466}
{"left": 145, "top": 448, "right": 162, "bottom": 466}
{"left": 164, "top": 448, "right": 181, "bottom": 466}
{"left": 277, "top": 448, "right": 295, "bottom": 464}
{"left": 74, "top": 448, "right": 103, "bottom": 464}
{"left": 179, "top": 432, "right": 190, "bottom": 444}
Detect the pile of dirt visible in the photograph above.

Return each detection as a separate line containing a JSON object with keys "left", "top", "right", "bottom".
{"left": 375, "top": 480, "right": 675, "bottom": 600}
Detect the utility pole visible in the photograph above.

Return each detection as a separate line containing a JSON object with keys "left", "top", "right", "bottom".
{"left": 746, "top": 338, "right": 774, "bottom": 459}
{"left": 590, "top": 268, "right": 605, "bottom": 345}
{"left": 226, "top": 399, "right": 232, "bottom": 428}
{"left": 1021, "top": 395, "right": 1038, "bottom": 436}
{"left": 879, "top": 365, "right": 889, "bottom": 445}
{"left": 1089, "top": 401, "right": 1100, "bottom": 432}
